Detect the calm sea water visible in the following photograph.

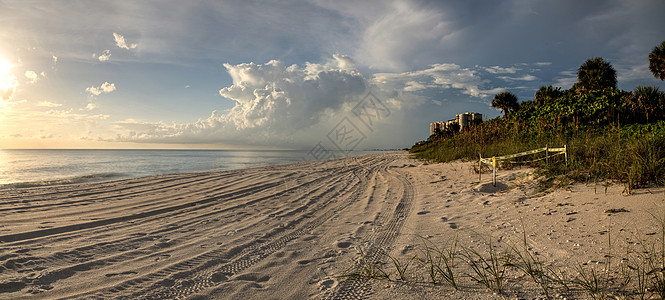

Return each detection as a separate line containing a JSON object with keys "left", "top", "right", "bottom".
{"left": 0, "top": 149, "right": 381, "bottom": 187}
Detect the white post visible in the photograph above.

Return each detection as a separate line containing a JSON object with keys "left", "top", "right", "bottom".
{"left": 564, "top": 144, "right": 568, "bottom": 166}
{"left": 492, "top": 156, "right": 496, "bottom": 187}
{"left": 479, "top": 153, "right": 482, "bottom": 182}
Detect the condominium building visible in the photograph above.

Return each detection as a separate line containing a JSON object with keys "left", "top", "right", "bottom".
{"left": 429, "top": 112, "right": 482, "bottom": 136}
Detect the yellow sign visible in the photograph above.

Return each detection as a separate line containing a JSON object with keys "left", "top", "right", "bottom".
{"left": 492, "top": 156, "right": 496, "bottom": 167}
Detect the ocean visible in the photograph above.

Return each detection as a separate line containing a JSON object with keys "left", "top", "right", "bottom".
{"left": 0, "top": 149, "right": 381, "bottom": 187}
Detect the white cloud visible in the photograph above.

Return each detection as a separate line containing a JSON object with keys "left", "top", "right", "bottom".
{"left": 37, "top": 101, "right": 62, "bottom": 107}
{"left": 112, "top": 56, "right": 512, "bottom": 147}
{"left": 498, "top": 74, "right": 537, "bottom": 81}
{"left": 372, "top": 63, "right": 503, "bottom": 98}
{"left": 84, "top": 103, "right": 97, "bottom": 110}
{"left": 97, "top": 50, "right": 111, "bottom": 61}
{"left": 52, "top": 55, "right": 58, "bottom": 63}
{"left": 24, "top": 70, "right": 39, "bottom": 83}
{"left": 114, "top": 55, "right": 368, "bottom": 145}
{"left": 86, "top": 81, "right": 116, "bottom": 96}
{"left": 219, "top": 55, "right": 365, "bottom": 130}
{"left": 113, "top": 32, "right": 137, "bottom": 50}
{"left": 483, "top": 66, "right": 519, "bottom": 74}
{"left": 554, "top": 70, "right": 577, "bottom": 89}
{"left": 101, "top": 82, "right": 116, "bottom": 93}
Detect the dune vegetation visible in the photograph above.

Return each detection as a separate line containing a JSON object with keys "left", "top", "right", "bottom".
{"left": 411, "top": 44, "right": 665, "bottom": 192}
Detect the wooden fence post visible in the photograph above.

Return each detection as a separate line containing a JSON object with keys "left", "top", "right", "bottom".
{"left": 492, "top": 156, "right": 496, "bottom": 187}
{"left": 479, "top": 154, "right": 482, "bottom": 182}
{"left": 545, "top": 144, "right": 549, "bottom": 165}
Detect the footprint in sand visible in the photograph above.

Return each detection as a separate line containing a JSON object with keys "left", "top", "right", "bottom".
{"left": 335, "top": 241, "right": 352, "bottom": 249}
{"left": 417, "top": 210, "right": 430, "bottom": 215}
{"left": 448, "top": 223, "right": 458, "bottom": 229}
{"left": 210, "top": 272, "right": 229, "bottom": 283}
{"left": 441, "top": 217, "right": 448, "bottom": 222}
{"left": 318, "top": 279, "right": 336, "bottom": 290}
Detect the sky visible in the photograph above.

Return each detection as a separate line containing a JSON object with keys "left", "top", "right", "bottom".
{"left": 0, "top": 0, "right": 664, "bottom": 150}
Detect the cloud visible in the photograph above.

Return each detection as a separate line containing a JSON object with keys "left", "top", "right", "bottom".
{"left": 114, "top": 55, "right": 368, "bottom": 146}
{"left": 52, "top": 55, "right": 58, "bottom": 63}
{"left": 97, "top": 50, "right": 111, "bottom": 61}
{"left": 86, "top": 81, "right": 116, "bottom": 96}
{"left": 113, "top": 32, "right": 137, "bottom": 50}
{"left": 483, "top": 66, "right": 519, "bottom": 74}
{"left": 37, "top": 101, "right": 62, "bottom": 107}
{"left": 1, "top": 75, "right": 18, "bottom": 102}
{"left": 554, "top": 70, "right": 577, "bottom": 89}
{"left": 84, "top": 103, "right": 97, "bottom": 110}
{"left": 24, "top": 70, "right": 39, "bottom": 83}
{"left": 372, "top": 63, "right": 504, "bottom": 98}
{"left": 218, "top": 55, "right": 366, "bottom": 131}
{"left": 113, "top": 56, "right": 515, "bottom": 147}
{"left": 355, "top": 0, "right": 460, "bottom": 71}
{"left": 497, "top": 74, "right": 538, "bottom": 81}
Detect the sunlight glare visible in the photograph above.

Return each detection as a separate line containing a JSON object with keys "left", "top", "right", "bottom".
{"left": 0, "top": 58, "right": 11, "bottom": 76}
{"left": 0, "top": 57, "right": 16, "bottom": 101}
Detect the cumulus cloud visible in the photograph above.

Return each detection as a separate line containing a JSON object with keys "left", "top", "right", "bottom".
{"left": 86, "top": 81, "right": 116, "bottom": 96}
{"left": 220, "top": 55, "right": 366, "bottom": 130}
{"left": 97, "top": 50, "right": 111, "bottom": 61}
{"left": 113, "top": 33, "right": 137, "bottom": 50}
{"left": 113, "top": 55, "right": 512, "bottom": 147}
{"left": 24, "top": 70, "right": 38, "bottom": 83}
{"left": 115, "top": 55, "right": 368, "bottom": 146}
{"left": 52, "top": 55, "right": 58, "bottom": 63}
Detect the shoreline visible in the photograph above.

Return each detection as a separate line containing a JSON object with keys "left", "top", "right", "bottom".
{"left": 0, "top": 152, "right": 664, "bottom": 299}
{"left": 0, "top": 150, "right": 386, "bottom": 189}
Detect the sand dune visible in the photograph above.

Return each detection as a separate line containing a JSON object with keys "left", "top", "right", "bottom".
{"left": 1, "top": 152, "right": 664, "bottom": 299}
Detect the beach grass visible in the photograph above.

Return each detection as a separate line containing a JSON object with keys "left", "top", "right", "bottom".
{"left": 338, "top": 210, "right": 665, "bottom": 299}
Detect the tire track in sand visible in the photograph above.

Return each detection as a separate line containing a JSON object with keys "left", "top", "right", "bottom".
{"left": 74, "top": 161, "right": 383, "bottom": 299}
{"left": 324, "top": 166, "right": 415, "bottom": 299}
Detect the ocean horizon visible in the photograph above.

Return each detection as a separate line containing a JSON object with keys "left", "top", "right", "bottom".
{"left": 0, "top": 149, "right": 384, "bottom": 188}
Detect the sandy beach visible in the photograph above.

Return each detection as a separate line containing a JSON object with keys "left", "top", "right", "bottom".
{"left": 1, "top": 151, "right": 664, "bottom": 299}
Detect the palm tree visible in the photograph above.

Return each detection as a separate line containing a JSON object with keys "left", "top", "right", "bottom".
{"left": 630, "top": 86, "right": 665, "bottom": 123}
{"left": 649, "top": 40, "right": 665, "bottom": 81}
{"left": 492, "top": 91, "right": 519, "bottom": 117}
{"left": 576, "top": 57, "right": 617, "bottom": 92}
{"left": 534, "top": 85, "right": 563, "bottom": 104}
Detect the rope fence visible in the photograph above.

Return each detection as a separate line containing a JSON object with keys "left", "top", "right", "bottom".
{"left": 479, "top": 145, "right": 567, "bottom": 187}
